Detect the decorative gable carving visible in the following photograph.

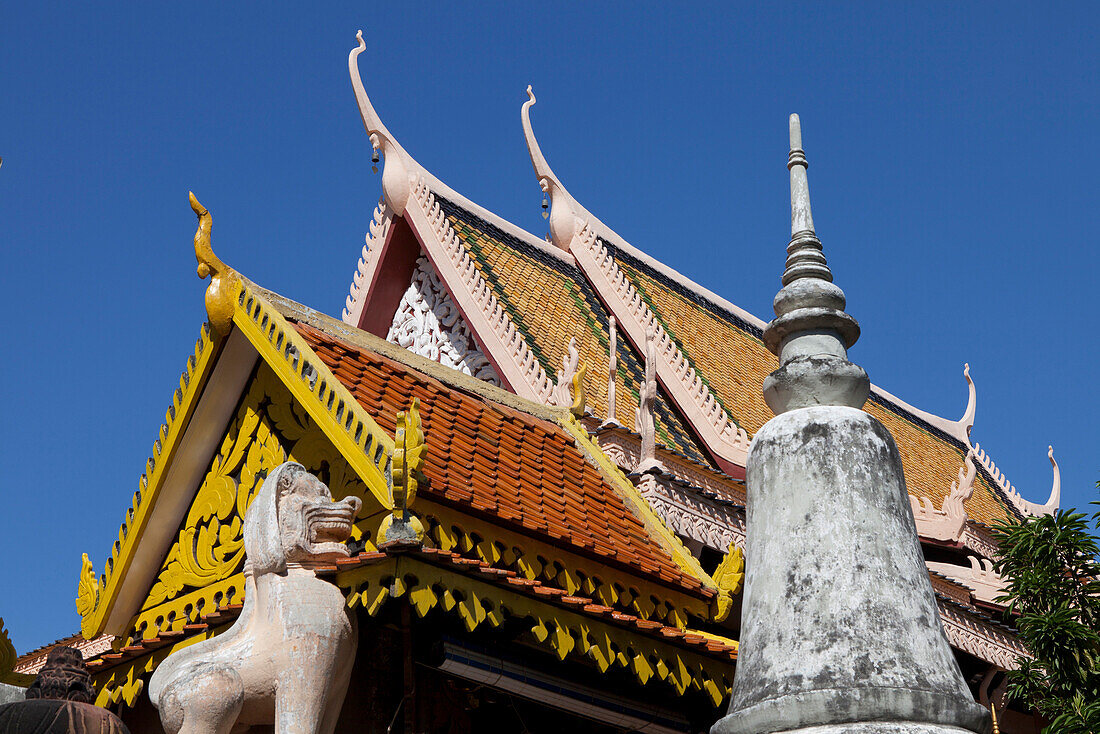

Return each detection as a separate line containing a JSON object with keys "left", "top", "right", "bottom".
{"left": 386, "top": 255, "right": 501, "bottom": 386}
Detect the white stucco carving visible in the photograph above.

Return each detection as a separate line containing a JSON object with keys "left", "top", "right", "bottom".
{"left": 938, "top": 599, "right": 1027, "bottom": 671}
{"left": 407, "top": 178, "right": 556, "bottom": 402}
{"left": 149, "top": 462, "right": 361, "bottom": 734}
{"left": 959, "top": 522, "right": 1000, "bottom": 561}
{"left": 593, "top": 427, "right": 745, "bottom": 504}
{"left": 343, "top": 198, "right": 393, "bottom": 327}
{"left": 604, "top": 316, "right": 619, "bottom": 426}
{"left": 927, "top": 556, "right": 1008, "bottom": 605}
{"left": 635, "top": 326, "right": 663, "bottom": 473}
{"left": 635, "top": 473, "right": 746, "bottom": 553}
{"left": 910, "top": 449, "right": 976, "bottom": 543}
{"left": 386, "top": 256, "right": 502, "bottom": 386}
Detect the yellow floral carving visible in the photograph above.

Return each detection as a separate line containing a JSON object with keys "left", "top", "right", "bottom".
{"left": 379, "top": 398, "right": 427, "bottom": 542}
{"left": 76, "top": 554, "right": 101, "bottom": 638}
{"left": 135, "top": 365, "right": 377, "bottom": 637}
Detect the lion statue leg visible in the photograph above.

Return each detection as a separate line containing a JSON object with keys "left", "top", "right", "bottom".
{"left": 159, "top": 664, "right": 244, "bottom": 734}
{"left": 273, "top": 625, "right": 356, "bottom": 734}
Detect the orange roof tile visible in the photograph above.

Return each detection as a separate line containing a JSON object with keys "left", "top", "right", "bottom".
{"left": 294, "top": 321, "right": 711, "bottom": 600}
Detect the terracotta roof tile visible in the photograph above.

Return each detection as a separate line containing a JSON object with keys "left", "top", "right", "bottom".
{"left": 294, "top": 321, "right": 709, "bottom": 599}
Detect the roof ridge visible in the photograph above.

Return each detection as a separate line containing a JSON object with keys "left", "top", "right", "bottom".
{"left": 257, "top": 283, "right": 567, "bottom": 425}
{"left": 405, "top": 178, "right": 558, "bottom": 404}
{"left": 557, "top": 414, "right": 719, "bottom": 601}
{"left": 342, "top": 197, "right": 392, "bottom": 326}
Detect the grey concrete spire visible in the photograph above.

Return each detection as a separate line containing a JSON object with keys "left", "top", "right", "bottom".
{"left": 711, "top": 117, "right": 990, "bottom": 734}
{"left": 761, "top": 114, "right": 869, "bottom": 415}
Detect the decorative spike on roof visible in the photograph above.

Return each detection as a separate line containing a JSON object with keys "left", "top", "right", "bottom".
{"left": 190, "top": 192, "right": 240, "bottom": 335}
{"left": 760, "top": 115, "right": 869, "bottom": 414}
{"left": 522, "top": 86, "right": 583, "bottom": 251}
{"left": 349, "top": 31, "right": 417, "bottom": 215}
{"left": 604, "top": 316, "right": 620, "bottom": 427}
{"left": 960, "top": 363, "right": 977, "bottom": 437}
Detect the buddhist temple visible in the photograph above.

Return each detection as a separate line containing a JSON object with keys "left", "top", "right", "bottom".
{"left": 3, "top": 31, "right": 1060, "bottom": 733}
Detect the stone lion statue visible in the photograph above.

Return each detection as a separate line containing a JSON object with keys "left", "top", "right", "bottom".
{"left": 149, "top": 462, "right": 362, "bottom": 734}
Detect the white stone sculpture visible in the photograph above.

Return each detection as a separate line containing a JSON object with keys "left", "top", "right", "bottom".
{"left": 604, "top": 316, "right": 620, "bottom": 426}
{"left": 149, "top": 462, "right": 362, "bottom": 734}
{"left": 635, "top": 325, "right": 663, "bottom": 473}
{"left": 387, "top": 256, "right": 502, "bottom": 386}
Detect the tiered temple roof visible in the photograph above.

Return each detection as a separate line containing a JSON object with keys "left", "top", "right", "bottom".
{"left": 51, "top": 32, "right": 1056, "bottom": 730}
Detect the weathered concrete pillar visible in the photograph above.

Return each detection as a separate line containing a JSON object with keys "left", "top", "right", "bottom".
{"left": 712, "top": 116, "right": 990, "bottom": 734}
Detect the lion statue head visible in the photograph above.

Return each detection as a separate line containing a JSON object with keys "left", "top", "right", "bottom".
{"left": 244, "top": 462, "right": 362, "bottom": 574}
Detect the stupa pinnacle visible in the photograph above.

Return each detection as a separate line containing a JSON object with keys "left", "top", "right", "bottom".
{"left": 761, "top": 114, "right": 869, "bottom": 415}
{"left": 712, "top": 117, "right": 990, "bottom": 734}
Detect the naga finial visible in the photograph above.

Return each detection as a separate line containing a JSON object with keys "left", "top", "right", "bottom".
{"left": 350, "top": 31, "right": 412, "bottom": 215}
{"left": 0, "top": 617, "right": 31, "bottom": 686}
{"left": 1043, "top": 445, "right": 1061, "bottom": 514}
{"left": 960, "top": 363, "right": 977, "bottom": 437}
{"left": 380, "top": 398, "right": 427, "bottom": 543}
{"left": 712, "top": 544, "right": 745, "bottom": 622}
{"left": 522, "top": 85, "right": 581, "bottom": 251}
{"left": 552, "top": 338, "right": 588, "bottom": 416}
{"left": 190, "top": 193, "right": 240, "bottom": 335}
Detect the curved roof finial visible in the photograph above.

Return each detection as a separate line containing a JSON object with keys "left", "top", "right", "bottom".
{"left": 350, "top": 31, "right": 413, "bottom": 215}
{"left": 1044, "top": 445, "right": 1061, "bottom": 513}
{"left": 522, "top": 85, "right": 582, "bottom": 251}
{"left": 960, "top": 363, "right": 977, "bottom": 437}
{"left": 189, "top": 192, "right": 240, "bottom": 335}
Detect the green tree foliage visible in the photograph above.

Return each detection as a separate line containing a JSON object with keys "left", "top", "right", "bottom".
{"left": 991, "top": 497, "right": 1100, "bottom": 733}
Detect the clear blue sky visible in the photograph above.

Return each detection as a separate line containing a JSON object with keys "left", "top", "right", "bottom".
{"left": 1, "top": 3, "right": 1096, "bottom": 654}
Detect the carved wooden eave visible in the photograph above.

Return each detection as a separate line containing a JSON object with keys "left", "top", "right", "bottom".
{"left": 584, "top": 420, "right": 745, "bottom": 506}
{"left": 936, "top": 595, "right": 1028, "bottom": 671}
{"left": 633, "top": 471, "right": 747, "bottom": 556}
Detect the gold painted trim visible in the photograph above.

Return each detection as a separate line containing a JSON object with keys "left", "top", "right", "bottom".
{"left": 232, "top": 285, "right": 394, "bottom": 511}
{"left": 558, "top": 414, "right": 716, "bottom": 590}
{"left": 77, "top": 323, "right": 225, "bottom": 639}
{"left": 421, "top": 500, "right": 710, "bottom": 626}
{"left": 93, "top": 622, "right": 231, "bottom": 708}
{"left": 338, "top": 556, "right": 733, "bottom": 706}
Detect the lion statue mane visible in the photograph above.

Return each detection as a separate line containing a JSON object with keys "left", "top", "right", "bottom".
{"left": 149, "top": 461, "right": 361, "bottom": 734}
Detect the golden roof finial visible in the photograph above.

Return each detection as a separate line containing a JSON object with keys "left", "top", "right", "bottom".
{"left": 0, "top": 617, "right": 33, "bottom": 686}
{"left": 190, "top": 192, "right": 240, "bottom": 335}
{"left": 712, "top": 544, "right": 745, "bottom": 622}
{"left": 571, "top": 361, "right": 588, "bottom": 417}
{"left": 380, "top": 398, "right": 427, "bottom": 543}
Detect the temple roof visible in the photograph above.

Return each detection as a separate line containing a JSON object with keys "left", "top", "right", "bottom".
{"left": 295, "top": 317, "right": 713, "bottom": 599}
{"left": 435, "top": 195, "right": 714, "bottom": 468}
{"left": 340, "top": 35, "right": 1057, "bottom": 526}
